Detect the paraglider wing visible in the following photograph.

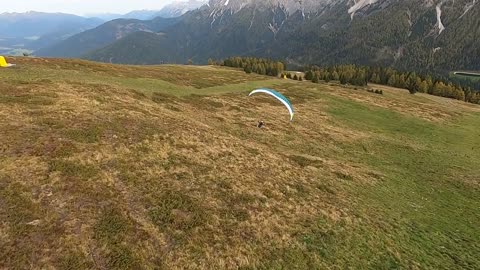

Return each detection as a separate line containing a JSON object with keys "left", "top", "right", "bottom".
{"left": 248, "top": 88, "right": 294, "bottom": 121}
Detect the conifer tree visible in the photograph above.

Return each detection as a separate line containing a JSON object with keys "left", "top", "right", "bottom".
{"left": 305, "top": 70, "right": 314, "bottom": 80}
{"left": 332, "top": 71, "right": 340, "bottom": 81}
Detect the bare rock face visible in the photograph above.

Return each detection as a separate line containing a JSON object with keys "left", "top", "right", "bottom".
{"left": 206, "top": 0, "right": 478, "bottom": 17}
{"left": 207, "top": 0, "right": 340, "bottom": 14}
{"left": 155, "top": 0, "right": 208, "bottom": 18}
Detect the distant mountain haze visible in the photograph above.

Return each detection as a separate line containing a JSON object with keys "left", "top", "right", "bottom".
{"left": 34, "top": 1, "right": 207, "bottom": 57}
{"left": 155, "top": 0, "right": 207, "bottom": 18}
{"left": 2, "top": 0, "right": 185, "bottom": 16}
{"left": 88, "top": 13, "right": 126, "bottom": 21}
{"left": 1, "top": 1, "right": 205, "bottom": 56}
{"left": 89, "top": 10, "right": 164, "bottom": 21}
{"left": 85, "top": 1, "right": 208, "bottom": 20}
{"left": 0, "top": 11, "right": 103, "bottom": 37}
{"left": 0, "top": 11, "right": 104, "bottom": 55}
{"left": 35, "top": 17, "right": 179, "bottom": 58}
{"left": 124, "top": 10, "right": 163, "bottom": 20}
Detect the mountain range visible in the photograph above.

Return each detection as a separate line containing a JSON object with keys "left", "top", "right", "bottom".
{"left": 155, "top": 0, "right": 207, "bottom": 18}
{"left": 45, "top": 0, "right": 478, "bottom": 73}
{"left": 0, "top": 12, "right": 104, "bottom": 54}
{"left": 35, "top": 17, "right": 179, "bottom": 58}
{"left": 0, "top": 11, "right": 102, "bottom": 38}
{"left": 0, "top": 1, "right": 206, "bottom": 56}
{"left": 89, "top": 1, "right": 207, "bottom": 22}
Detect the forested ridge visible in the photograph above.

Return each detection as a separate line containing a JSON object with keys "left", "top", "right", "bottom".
{"left": 303, "top": 65, "right": 480, "bottom": 104}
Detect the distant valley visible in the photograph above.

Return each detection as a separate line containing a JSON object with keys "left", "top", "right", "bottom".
{"left": 0, "top": 12, "right": 103, "bottom": 55}
{"left": 0, "top": 0, "right": 205, "bottom": 56}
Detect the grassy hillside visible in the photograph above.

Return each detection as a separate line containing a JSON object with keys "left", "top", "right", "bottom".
{"left": 1, "top": 57, "right": 479, "bottom": 269}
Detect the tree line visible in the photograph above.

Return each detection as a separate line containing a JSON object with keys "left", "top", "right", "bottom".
{"left": 303, "top": 65, "right": 480, "bottom": 104}
{"left": 210, "top": 57, "right": 480, "bottom": 105}
{"left": 210, "top": 57, "right": 285, "bottom": 77}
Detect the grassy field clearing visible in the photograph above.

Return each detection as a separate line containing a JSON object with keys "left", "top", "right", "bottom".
{"left": 1, "top": 57, "right": 479, "bottom": 269}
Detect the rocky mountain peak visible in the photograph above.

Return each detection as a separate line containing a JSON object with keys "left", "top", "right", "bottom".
{"left": 207, "top": 0, "right": 340, "bottom": 14}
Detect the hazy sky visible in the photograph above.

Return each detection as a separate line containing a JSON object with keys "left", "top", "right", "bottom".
{"left": 3, "top": 0, "right": 180, "bottom": 16}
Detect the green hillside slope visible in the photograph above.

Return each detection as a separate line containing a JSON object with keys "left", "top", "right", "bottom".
{"left": 1, "top": 57, "right": 479, "bottom": 269}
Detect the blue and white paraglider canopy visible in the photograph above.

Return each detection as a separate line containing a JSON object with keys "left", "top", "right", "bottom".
{"left": 248, "top": 88, "right": 294, "bottom": 121}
